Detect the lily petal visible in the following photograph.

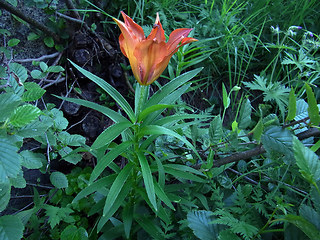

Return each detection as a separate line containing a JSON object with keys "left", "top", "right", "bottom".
{"left": 146, "top": 13, "right": 166, "bottom": 43}
{"left": 167, "top": 28, "right": 194, "bottom": 53}
{"left": 120, "top": 11, "right": 145, "bottom": 41}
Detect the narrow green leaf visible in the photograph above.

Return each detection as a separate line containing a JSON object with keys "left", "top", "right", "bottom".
{"left": 137, "top": 152, "right": 157, "bottom": 211}
{"left": 98, "top": 179, "right": 132, "bottom": 231}
{"left": 9, "top": 104, "right": 41, "bottom": 127}
{"left": 222, "top": 83, "right": 230, "bottom": 109}
{"left": 154, "top": 181, "right": 175, "bottom": 210}
{"left": 89, "top": 141, "right": 132, "bottom": 183}
{"left": 164, "top": 166, "right": 206, "bottom": 182}
{"left": 305, "top": 83, "right": 320, "bottom": 125}
{"left": 50, "top": 171, "right": 68, "bottom": 189}
{"left": 135, "top": 216, "right": 165, "bottom": 240}
{"left": 69, "top": 60, "right": 135, "bottom": 122}
{"left": 286, "top": 88, "right": 296, "bottom": 122}
{"left": 251, "top": 119, "right": 264, "bottom": 141}
{"left": 146, "top": 68, "right": 203, "bottom": 108}
{"left": 55, "top": 96, "right": 129, "bottom": 123}
{"left": 91, "top": 122, "right": 132, "bottom": 149}
{"left": 73, "top": 174, "right": 116, "bottom": 202}
{"left": 139, "top": 125, "right": 201, "bottom": 160}
{"left": 0, "top": 215, "right": 24, "bottom": 240}
{"left": 293, "top": 138, "right": 320, "bottom": 185}
{"left": 138, "top": 104, "right": 175, "bottom": 122}
{"left": 103, "top": 163, "right": 133, "bottom": 216}
{"left": 122, "top": 201, "right": 134, "bottom": 239}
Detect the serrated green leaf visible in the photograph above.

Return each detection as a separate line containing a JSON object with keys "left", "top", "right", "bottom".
{"left": 58, "top": 147, "right": 82, "bottom": 165}
{"left": 7, "top": 38, "right": 20, "bottom": 47}
{"left": 50, "top": 108, "right": 68, "bottom": 130}
{"left": 44, "top": 205, "right": 74, "bottom": 229}
{"left": 137, "top": 152, "right": 157, "bottom": 211}
{"left": 20, "top": 150, "right": 44, "bottom": 169}
{"left": 187, "top": 210, "right": 220, "bottom": 240}
{"left": 50, "top": 171, "right": 68, "bottom": 189}
{"left": 0, "top": 183, "right": 11, "bottom": 212}
{"left": 10, "top": 173, "right": 26, "bottom": 188}
{"left": 44, "top": 37, "right": 54, "bottom": 48}
{"left": 261, "top": 126, "right": 293, "bottom": 156}
{"left": 17, "top": 118, "right": 53, "bottom": 138}
{"left": 305, "top": 83, "right": 320, "bottom": 125}
{"left": 103, "top": 163, "right": 133, "bottom": 216}
{"left": 293, "top": 138, "right": 320, "bottom": 185}
{"left": 286, "top": 88, "right": 296, "bottom": 122}
{"left": 0, "top": 93, "right": 21, "bottom": 121}
{"left": 22, "top": 82, "right": 46, "bottom": 101}
{"left": 9, "top": 63, "right": 27, "bottom": 82}
{"left": 9, "top": 104, "right": 41, "bottom": 127}
{"left": 58, "top": 132, "right": 86, "bottom": 146}
{"left": 300, "top": 204, "right": 320, "bottom": 231}
{"left": 209, "top": 116, "right": 223, "bottom": 144}
{"left": 238, "top": 98, "right": 252, "bottom": 129}
{"left": 285, "top": 214, "right": 320, "bottom": 240}
{"left": 0, "top": 138, "right": 21, "bottom": 184}
{"left": 0, "top": 215, "right": 24, "bottom": 240}
{"left": 60, "top": 225, "right": 88, "bottom": 240}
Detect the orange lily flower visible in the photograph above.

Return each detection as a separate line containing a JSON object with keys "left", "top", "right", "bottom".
{"left": 113, "top": 11, "right": 198, "bottom": 86}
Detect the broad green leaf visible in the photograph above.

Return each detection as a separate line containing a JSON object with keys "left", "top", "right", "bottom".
{"left": 69, "top": 60, "right": 135, "bottom": 122}
{"left": 58, "top": 147, "right": 82, "bottom": 165}
{"left": 187, "top": 210, "right": 219, "bottom": 240}
{"left": 238, "top": 98, "right": 252, "bottom": 129}
{"left": 0, "top": 215, "right": 24, "bottom": 240}
{"left": 9, "top": 104, "right": 41, "bottom": 127}
{"left": 5, "top": 0, "right": 17, "bottom": 7}
{"left": 60, "top": 225, "right": 88, "bottom": 240}
{"left": 209, "top": 116, "right": 223, "bottom": 144}
{"left": 55, "top": 96, "right": 129, "bottom": 123}
{"left": 22, "top": 82, "right": 46, "bottom": 101}
{"left": 91, "top": 122, "right": 132, "bottom": 149}
{"left": 305, "top": 84, "right": 320, "bottom": 125}
{"left": 58, "top": 132, "right": 86, "bottom": 146}
{"left": 286, "top": 88, "right": 296, "bottom": 122}
{"left": 251, "top": 119, "right": 264, "bottom": 142}
{"left": 44, "top": 36, "right": 54, "bottom": 48}
{"left": 73, "top": 174, "right": 116, "bottom": 202}
{"left": 103, "top": 163, "right": 133, "bottom": 216}
{"left": 10, "top": 173, "right": 26, "bottom": 188}
{"left": 137, "top": 152, "right": 157, "bottom": 211}
{"left": 31, "top": 69, "right": 46, "bottom": 79}
{"left": 139, "top": 125, "right": 201, "bottom": 160}
{"left": 98, "top": 179, "right": 132, "bottom": 231}
{"left": 40, "top": 62, "right": 48, "bottom": 72}
{"left": 222, "top": 83, "right": 230, "bottom": 109}
{"left": 47, "top": 66, "right": 64, "bottom": 73}
{"left": 0, "top": 183, "right": 10, "bottom": 212}
{"left": 0, "top": 138, "right": 21, "bottom": 184}
{"left": 27, "top": 32, "right": 40, "bottom": 41}
{"left": 9, "top": 63, "right": 27, "bottom": 82}
{"left": 145, "top": 68, "right": 203, "bottom": 108}
{"left": 300, "top": 204, "right": 320, "bottom": 231}
{"left": 7, "top": 38, "right": 20, "bottom": 47}
{"left": 218, "top": 230, "right": 241, "bottom": 240}
{"left": 285, "top": 214, "right": 320, "bottom": 240}
{"left": 0, "top": 93, "right": 21, "bottom": 121}
{"left": 90, "top": 141, "right": 132, "bottom": 183}
{"left": 50, "top": 171, "right": 68, "bottom": 189}
{"left": 50, "top": 108, "right": 68, "bottom": 130}
{"left": 20, "top": 150, "right": 43, "bottom": 169}
{"left": 293, "top": 138, "right": 320, "bottom": 185}
{"left": 261, "top": 126, "right": 293, "bottom": 156}
{"left": 17, "top": 118, "right": 52, "bottom": 138}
